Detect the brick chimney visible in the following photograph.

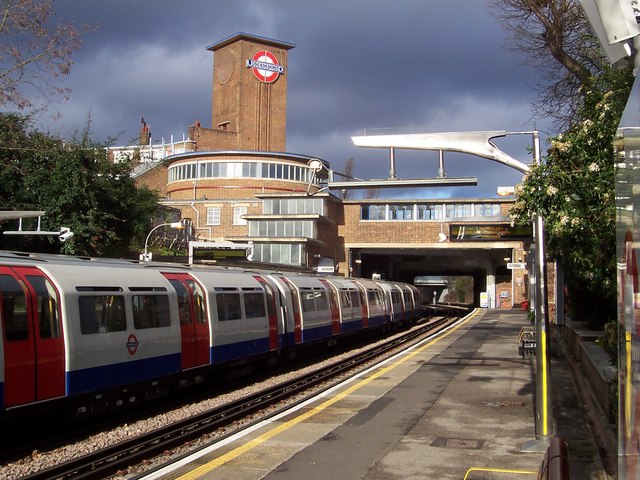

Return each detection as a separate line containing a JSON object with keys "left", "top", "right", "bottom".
{"left": 139, "top": 117, "right": 151, "bottom": 146}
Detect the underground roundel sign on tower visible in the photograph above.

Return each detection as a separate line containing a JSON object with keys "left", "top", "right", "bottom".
{"left": 246, "top": 50, "right": 284, "bottom": 83}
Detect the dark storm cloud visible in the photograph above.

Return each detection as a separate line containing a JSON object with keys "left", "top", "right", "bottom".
{"left": 32, "top": 1, "right": 548, "bottom": 198}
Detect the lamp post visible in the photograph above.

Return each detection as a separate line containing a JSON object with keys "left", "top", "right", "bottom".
{"left": 142, "top": 221, "right": 184, "bottom": 262}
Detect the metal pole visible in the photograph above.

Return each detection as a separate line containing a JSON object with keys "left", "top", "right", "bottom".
{"left": 534, "top": 214, "right": 553, "bottom": 440}
{"left": 389, "top": 147, "right": 397, "bottom": 179}
{"left": 438, "top": 150, "right": 446, "bottom": 177}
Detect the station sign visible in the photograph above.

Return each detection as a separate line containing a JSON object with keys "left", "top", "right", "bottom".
{"left": 480, "top": 292, "right": 489, "bottom": 308}
{"left": 507, "top": 262, "right": 526, "bottom": 269}
{"left": 316, "top": 265, "right": 335, "bottom": 273}
{"left": 246, "top": 50, "right": 284, "bottom": 83}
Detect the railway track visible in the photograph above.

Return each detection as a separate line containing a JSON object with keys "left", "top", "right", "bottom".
{"left": 16, "top": 307, "right": 469, "bottom": 480}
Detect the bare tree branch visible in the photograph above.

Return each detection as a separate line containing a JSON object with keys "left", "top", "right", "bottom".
{"left": 0, "top": 0, "right": 96, "bottom": 109}
{"left": 489, "top": 0, "right": 607, "bottom": 129}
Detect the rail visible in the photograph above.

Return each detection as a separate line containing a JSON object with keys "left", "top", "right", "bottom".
{"left": 21, "top": 314, "right": 463, "bottom": 480}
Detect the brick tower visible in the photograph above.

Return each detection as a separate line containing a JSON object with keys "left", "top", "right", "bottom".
{"left": 206, "top": 33, "right": 295, "bottom": 152}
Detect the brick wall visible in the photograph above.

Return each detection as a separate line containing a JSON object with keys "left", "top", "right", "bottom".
{"left": 134, "top": 164, "right": 169, "bottom": 197}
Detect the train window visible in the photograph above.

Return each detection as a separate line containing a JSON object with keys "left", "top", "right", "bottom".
{"left": 367, "top": 290, "right": 380, "bottom": 306}
{"left": 350, "top": 290, "right": 360, "bottom": 307}
{"left": 315, "top": 289, "right": 328, "bottom": 311}
{"left": 132, "top": 295, "right": 171, "bottom": 329}
{"left": 79, "top": 295, "right": 126, "bottom": 334}
{"left": 186, "top": 279, "right": 206, "bottom": 325}
{"left": 244, "top": 292, "right": 266, "bottom": 318}
{"left": 76, "top": 286, "right": 123, "bottom": 292}
{"left": 129, "top": 287, "right": 167, "bottom": 292}
{"left": 0, "top": 274, "right": 28, "bottom": 342}
{"left": 168, "top": 280, "right": 191, "bottom": 325}
{"left": 216, "top": 293, "right": 241, "bottom": 321}
{"left": 300, "top": 289, "right": 315, "bottom": 312}
{"left": 340, "top": 290, "right": 352, "bottom": 308}
{"left": 26, "top": 275, "right": 61, "bottom": 339}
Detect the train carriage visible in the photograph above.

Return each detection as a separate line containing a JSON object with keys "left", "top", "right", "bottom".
{"left": 0, "top": 250, "right": 423, "bottom": 416}
{"left": 0, "top": 263, "right": 66, "bottom": 409}
{"left": 267, "top": 274, "right": 337, "bottom": 344}
{"left": 352, "top": 278, "right": 387, "bottom": 328}
{"left": 321, "top": 277, "right": 363, "bottom": 333}
{"left": 57, "top": 263, "right": 184, "bottom": 397}
{"left": 395, "top": 283, "right": 420, "bottom": 320}
{"left": 188, "top": 269, "right": 279, "bottom": 365}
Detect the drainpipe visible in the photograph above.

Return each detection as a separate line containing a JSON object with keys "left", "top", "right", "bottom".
{"left": 190, "top": 202, "right": 212, "bottom": 240}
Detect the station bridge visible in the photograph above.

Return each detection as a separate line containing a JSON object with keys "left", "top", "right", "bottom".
{"left": 350, "top": 245, "right": 522, "bottom": 308}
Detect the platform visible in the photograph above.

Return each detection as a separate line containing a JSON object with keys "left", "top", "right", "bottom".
{"left": 141, "top": 309, "right": 604, "bottom": 480}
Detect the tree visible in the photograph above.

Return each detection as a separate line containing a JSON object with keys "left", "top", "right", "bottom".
{"left": 509, "top": 65, "right": 633, "bottom": 326}
{"left": 0, "top": 112, "right": 160, "bottom": 257}
{"left": 492, "top": 0, "right": 635, "bottom": 326}
{"left": 490, "top": 0, "right": 610, "bottom": 130}
{"left": 0, "top": 0, "right": 95, "bottom": 109}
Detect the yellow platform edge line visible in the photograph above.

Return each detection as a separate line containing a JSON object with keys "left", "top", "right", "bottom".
{"left": 463, "top": 466, "right": 537, "bottom": 479}
{"left": 177, "top": 309, "right": 481, "bottom": 480}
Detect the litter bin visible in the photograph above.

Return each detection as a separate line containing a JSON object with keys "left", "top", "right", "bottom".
{"left": 520, "top": 300, "right": 529, "bottom": 311}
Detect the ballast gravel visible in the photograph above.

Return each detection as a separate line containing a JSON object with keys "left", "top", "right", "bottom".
{"left": 0, "top": 321, "right": 437, "bottom": 480}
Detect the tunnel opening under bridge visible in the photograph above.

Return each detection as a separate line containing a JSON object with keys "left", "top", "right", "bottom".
{"left": 348, "top": 247, "right": 525, "bottom": 309}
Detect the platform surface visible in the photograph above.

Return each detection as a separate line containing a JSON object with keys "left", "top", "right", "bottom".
{"left": 145, "top": 309, "right": 604, "bottom": 480}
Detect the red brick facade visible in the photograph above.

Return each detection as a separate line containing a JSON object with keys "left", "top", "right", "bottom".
{"left": 129, "top": 32, "right": 537, "bottom": 310}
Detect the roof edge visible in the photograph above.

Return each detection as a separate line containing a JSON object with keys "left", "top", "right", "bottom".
{"left": 207, "top": 32, "right": 296, "bottom": 52}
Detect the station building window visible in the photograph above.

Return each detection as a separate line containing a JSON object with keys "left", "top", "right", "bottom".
{"left": 417, "top": 204, "right": 444, "bottom": 220}
{"left": 253, "top": 243, "right": 302, "bottom": 265}
{"left": 249, "top": 220, "right": 315, "bottom": 238}
{"left": 446, "top": 203, "right": 472, "bottom": 218}
{"left": 233, "top": 206, "right": 248, "bottom": 225}
{"left": 361, "top": 202, "right": 503, "bottom": 221}
{"left": 475, "top": 203, "right": 501, "bottom": 217}
{"left": 263, "top": 197, "right": 324, "bottom": 215}
{"left": 168, "top": 160, "right": 318, "bottom": 185}
{"left": 206, "top": 207, "right": 221, "bottom": 226}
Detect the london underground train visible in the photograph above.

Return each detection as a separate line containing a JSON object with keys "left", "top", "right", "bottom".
{"left": 0, "top": 250, "right": 421, "bottom": 417}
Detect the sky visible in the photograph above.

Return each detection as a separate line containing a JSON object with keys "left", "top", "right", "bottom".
{"left": 29, "top": 0, "right": 554, "bottom": 199}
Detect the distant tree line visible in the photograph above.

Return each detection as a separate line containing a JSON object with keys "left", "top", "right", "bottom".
{"left": 0, "top": 112, "right": 160, "bottom": 257}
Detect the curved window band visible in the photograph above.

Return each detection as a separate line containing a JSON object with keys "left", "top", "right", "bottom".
{"left": 168, "top": 160, "right": 317, "bottom": 185}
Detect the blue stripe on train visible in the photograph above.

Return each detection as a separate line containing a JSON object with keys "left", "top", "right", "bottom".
{"left": 66, "top": 353, "right": 181, "bottom": 396}
{"left": 341, "top": 318, "right": 363, "bottom": 333}
{"left": 212, "top": 337, "right": 271, "bottom": 364}
{"left": 281, "top": 323, "right": 334, "bottom": 347}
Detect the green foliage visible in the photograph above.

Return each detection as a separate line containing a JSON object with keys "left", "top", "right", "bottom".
{"left": 509, "top": 66, "right": 633, "bottom": 328}
{"left": 0, "top": 112, "right": 159, "bottom": 257}
{"left": 596, "top": 319, "right": 618, "bottom": 359}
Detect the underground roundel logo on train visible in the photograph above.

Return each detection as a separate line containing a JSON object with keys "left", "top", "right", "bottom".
{"left": 246, "top": 50, "right": 284, "bottom": 83}
{"left": 126, "top": 333, "right": 139, "bottom": 355}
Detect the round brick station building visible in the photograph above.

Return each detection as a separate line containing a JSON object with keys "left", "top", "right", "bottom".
{"left": 119, "top": 32, "right": 533, "bottom": 310}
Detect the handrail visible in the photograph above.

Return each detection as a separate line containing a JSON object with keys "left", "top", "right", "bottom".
{"left": 538, "top": 437, "right": 570, "bottom": 479}
{"left": 463, "top": 467, "right": 536, "bottom": 479}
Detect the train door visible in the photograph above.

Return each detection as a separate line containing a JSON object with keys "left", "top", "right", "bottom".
{"left": 278, "top": 276, "right": 302, "bottom": 344}
{"left": 319, "top": 279, "right": 341, "bottom": 335}
{"left": 0, "top": 266, "right": 64, "bottom": 408}
{"left": 163, "top": 273, "right": 209, "bottom": 369}
{"left": 252, "top": 276, "right": 280, "bottom": 350}
{"left": 356, "top": 286, "right": 368, "bottom": 328}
